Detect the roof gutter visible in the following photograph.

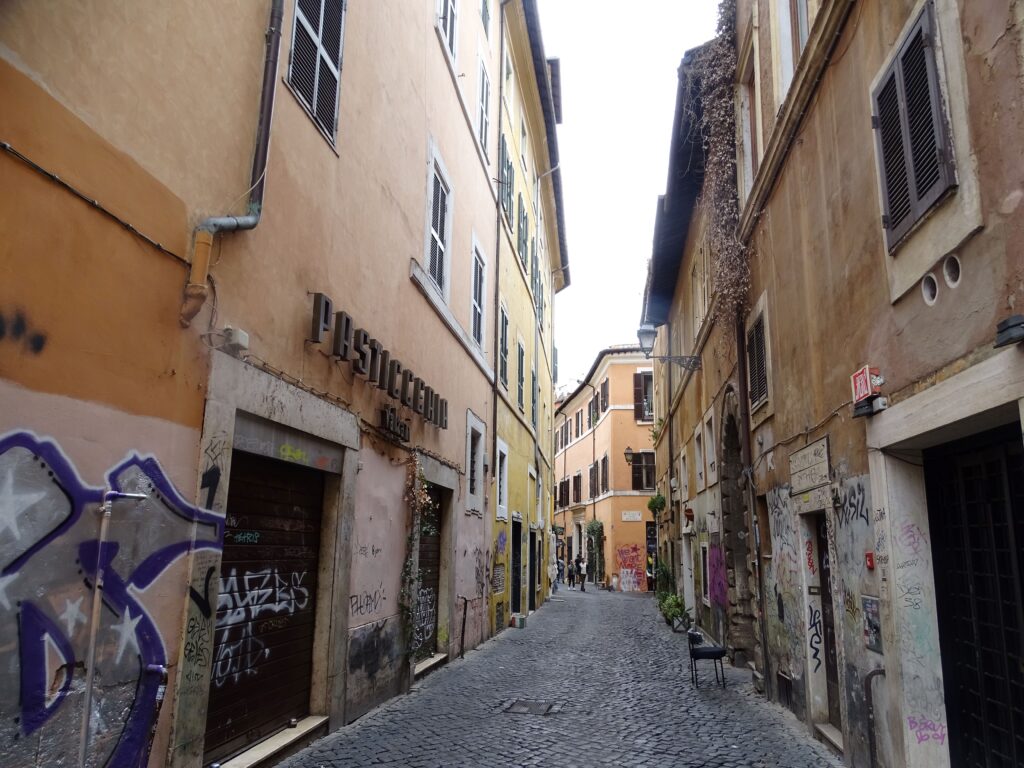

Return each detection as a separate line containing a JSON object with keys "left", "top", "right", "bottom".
{"left": 180, "top": 0, "right": 284, "bottom": 327}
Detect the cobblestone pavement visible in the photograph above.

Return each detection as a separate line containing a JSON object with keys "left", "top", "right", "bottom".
{"left": 279, "top": 587, "right": 843, "bottom": 768}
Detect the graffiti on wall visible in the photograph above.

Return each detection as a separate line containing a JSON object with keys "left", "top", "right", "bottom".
{"left": 708, "top": 545, "right": 727, "bottom": 606}
{"left": 410, "top": 586, "right": 437, "bottom": 652}
{"left": 765, "top": 486, "right": 805, "bottom": 681}
{"left": 0, "top": 430, "right": 223, "bottom": 768}
{"left": 808, "top": 604, "right": 823, "bottom": 673}
{"left": 0, "top": 309, "right": 48, "bottom": 355}
{"left": 616, "top": 544, "right": 643, "bottom": 592}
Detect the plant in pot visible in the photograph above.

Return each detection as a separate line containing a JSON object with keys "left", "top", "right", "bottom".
{"left": 658, "top": 593, "right": 688, "bottom": 630}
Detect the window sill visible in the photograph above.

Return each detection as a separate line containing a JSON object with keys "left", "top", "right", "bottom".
{"left": 409, "top": 258, "right": 494, "bottom": 382}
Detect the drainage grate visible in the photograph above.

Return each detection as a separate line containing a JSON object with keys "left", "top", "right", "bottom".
{"left": 501, "top": 699, "right": 562, "bottom": 716}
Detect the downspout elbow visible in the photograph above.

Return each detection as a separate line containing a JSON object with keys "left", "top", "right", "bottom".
{"left": 179, "top": 229, "right": 215, "bottom": 327}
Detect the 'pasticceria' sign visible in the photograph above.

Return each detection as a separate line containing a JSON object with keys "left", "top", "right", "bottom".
{"left": 310, "top": 293, "right": 448, "bottom": 430}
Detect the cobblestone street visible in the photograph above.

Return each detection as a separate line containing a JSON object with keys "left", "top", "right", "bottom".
{"left": 280, "top": 589, "right": 843, "bottom": 768}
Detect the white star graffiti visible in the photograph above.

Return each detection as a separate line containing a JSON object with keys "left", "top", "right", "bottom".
{"left": 59, "top": 597, "right": 88, "bottom": 636}
{"left": 0, "top": 467, "right": 48, "bottom": 541}
{"left": 0, "top": 572, "right": 17, "bottom": 611}
{"left": 110, "top": 607, "right": 142, "bottom": 664}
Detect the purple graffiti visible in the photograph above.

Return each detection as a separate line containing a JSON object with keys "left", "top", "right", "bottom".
{"left": 0, "top": 430, "right": 222, "bottom": 768}
{"left": 497, "top": 529, "right": 507, "bottom": 555}
{"left": 708, "top": 545, "right": 728, "bottom": 606}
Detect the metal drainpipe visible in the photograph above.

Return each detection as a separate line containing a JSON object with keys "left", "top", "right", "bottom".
{"left": 736, "top": 314, "right": 772, "bottom": 694}
{"left": 179, "top": 0, "right": 284, "bottom": 327}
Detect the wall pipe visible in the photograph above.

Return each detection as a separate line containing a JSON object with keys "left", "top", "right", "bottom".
{"left": 79, "top": 491, "right": 148, "bottom": 768}
{"left": 180, "top": 0, "right": 284, "bottom": 327}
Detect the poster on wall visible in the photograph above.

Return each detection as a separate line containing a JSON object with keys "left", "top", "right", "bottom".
{"left": 863, "top": 595, "right": 882, "bottom": 653}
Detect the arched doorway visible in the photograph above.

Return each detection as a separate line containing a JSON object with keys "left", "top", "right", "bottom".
{"left": 720, "top": 389, "right": 756, "bottom": 665}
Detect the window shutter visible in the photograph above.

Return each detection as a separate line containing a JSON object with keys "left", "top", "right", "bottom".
{"left": 601, "top": 379, "right": 609, "bottom": 411}
{"left": 633, "top": 373, "right": 644, "bottom": 420}
{"left": 632, "top": 462, "right": 642, "bottom": 491}
{"left": 747, "top": 316, "right": 767, "bottom": 407}
{"left": 872, "top": 1, "right": 954, "bottom": 251}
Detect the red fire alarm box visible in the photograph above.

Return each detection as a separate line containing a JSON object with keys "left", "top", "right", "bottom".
{"left": 865, "top": 551, "right": 875, "bottom": 570}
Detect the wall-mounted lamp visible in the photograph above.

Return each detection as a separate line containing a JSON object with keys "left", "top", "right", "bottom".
{"left": 637, "top": 323, "right": 702, "bottom": 371}
{"left": 623, "top": 446, "right": 634, "bottom": 465}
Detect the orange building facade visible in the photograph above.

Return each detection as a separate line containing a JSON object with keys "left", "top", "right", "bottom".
{"left": 554, "top": 347, "right": 656, "bottom": 592}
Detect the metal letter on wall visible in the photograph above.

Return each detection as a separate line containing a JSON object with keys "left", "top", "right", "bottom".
{"left": 310, "top": 293, "right": 333, "bottom": 343}
{"left": 332, "top": 311, "right": 353, "bottom": 360}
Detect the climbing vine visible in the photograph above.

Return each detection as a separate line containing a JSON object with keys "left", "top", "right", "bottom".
{"left": 689, "top": 0, "right": 749, "bottom": 328}
{"left": 399, "top": 455, "right": 436, "bottom": 654}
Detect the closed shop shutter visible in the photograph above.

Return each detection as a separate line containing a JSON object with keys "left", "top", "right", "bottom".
{"left": 203, "top": 452, "right": 324, "bottom": 764}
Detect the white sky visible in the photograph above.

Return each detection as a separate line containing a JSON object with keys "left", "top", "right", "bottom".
{"left": 539, "top": 1, "right": 719, "bottom": 388}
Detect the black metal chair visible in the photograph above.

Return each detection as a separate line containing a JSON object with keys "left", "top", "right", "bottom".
{"left": 687, "top": 628, "right": 727, "bottom": 688}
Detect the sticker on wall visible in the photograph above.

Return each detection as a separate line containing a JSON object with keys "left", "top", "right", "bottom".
{"left": 863, "top": 595, "right": 883, "bottom": 653}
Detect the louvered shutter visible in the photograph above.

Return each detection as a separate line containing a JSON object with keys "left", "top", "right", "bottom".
{"left": 747, "top": 316, "right": 767, "bottom": 408}
{"left": 429, "top": 173, "right": 447, "bottom": 288}
{"left": 290, "top": 0, "right": 344, "bottom": 138}
{"left": 632, "top": 462, "right": 642, "bottom": 491}
{"left": 601, "top": 379, "right": 609, "bottom": 411}
{"left": 633, "top": 373, "right": 644, "bottom": 420}
{"left": 872, "top": 1, "right": 954, "bottom": 251}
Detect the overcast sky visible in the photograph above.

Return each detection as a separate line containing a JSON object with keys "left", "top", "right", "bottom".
{"left": 539, "top": 1, "right": 719, "bottom": 389}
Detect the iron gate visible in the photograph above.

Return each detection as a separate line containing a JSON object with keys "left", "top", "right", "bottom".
{"left": 925, "top": 424, "right": 1024, "bottom": 767}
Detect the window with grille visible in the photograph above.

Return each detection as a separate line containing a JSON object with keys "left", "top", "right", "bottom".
{"left": 747, "top": 314, "right": 768, "bottom": 409}
{"left": 427, "top": 167, "right": 450, "bottom": 292}
{"left": 631, "top": 452, "right": 656, "bottom": 491}
{"left": 499, "top": 308, "right": 508, "bottom": 387}
{"left": 517, "top": 342, "right": 525, "bottom": 410}
{"left": 289, "top": 0, "right": 346, "bottom": 140}
{"left": 438, "top": 0, "right": 457, "bottom": 59}
{"left": 469, "top": 428, "right": 481, "bottom": 495}
{"left": 471, "top": 250, "right": 485, "bottom": 344}
{"left": 872, "top": 1, "right": 955, "bottom": 251}
{"left": 477, "top": 62, "right": 490, "bottom": 156}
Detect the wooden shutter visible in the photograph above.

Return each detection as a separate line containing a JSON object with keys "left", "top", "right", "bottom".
{"left": 872, "top": 1, "right": 955, "bottom": 251}
{"left": 747, "top": 315, "right": 767, "bottom": 408}
{"left": 631, "top": 462, "right": 642, "bottom": 491}
{"left": 633, "top": 373, "right": 644, "bottom": 420}
{"left": 601, "top": 379, "right": 609, "bottom": 411}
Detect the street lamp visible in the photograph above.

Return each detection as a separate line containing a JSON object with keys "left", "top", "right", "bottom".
{"left": 636, "top": 323, "right": 702, "bottom": 371}
{"left": 623, "top": 445, "right": 634, "bottom": 465}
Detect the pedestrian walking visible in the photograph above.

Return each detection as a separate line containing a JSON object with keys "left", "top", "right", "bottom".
{"left": 576, "top": 554, "right": 586, "bottom": 592}
{"left": 567, "top": 557, "right": 576, "bottom": 589}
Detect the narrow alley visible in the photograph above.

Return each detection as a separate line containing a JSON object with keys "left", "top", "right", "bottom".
{"left": 279, "top": 590, "right": 842, "bottom": 768}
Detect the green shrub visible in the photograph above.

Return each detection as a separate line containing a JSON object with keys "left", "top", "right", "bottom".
{"left": 659, "top": 593, "right": 686, "bottom": 623}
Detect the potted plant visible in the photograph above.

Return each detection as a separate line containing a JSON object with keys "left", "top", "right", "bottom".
{"left": 647, "top": 493, "right": 666, "bottom": 518}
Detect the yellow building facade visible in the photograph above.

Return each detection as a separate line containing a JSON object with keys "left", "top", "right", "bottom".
{"left": 554, "top": 348, "right": 655, "bottom": 591}
{"left": 488, "top": 0, "right": 569, "bottom": 632}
